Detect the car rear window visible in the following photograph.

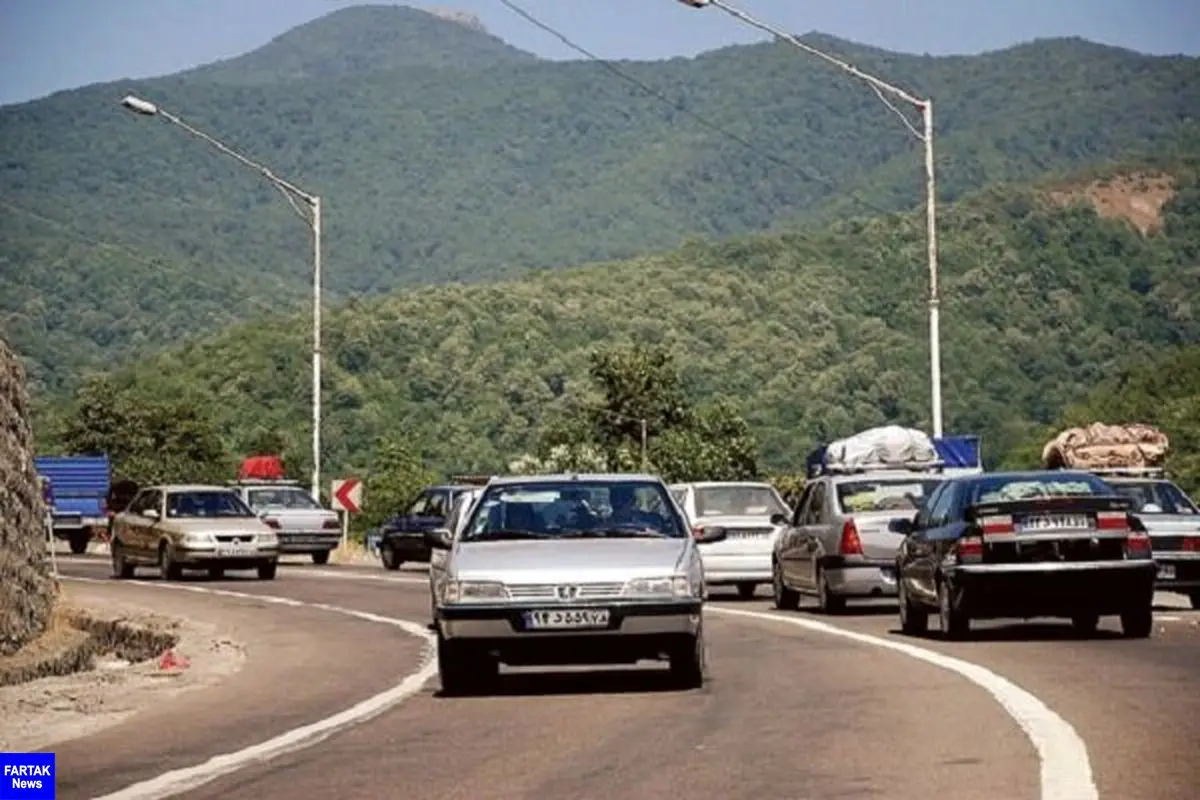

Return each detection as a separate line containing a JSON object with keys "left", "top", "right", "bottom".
{"left": 1109, "top": 481, "right": 1199, "bottom": 515}
{"left": 837, "top": 479, "right": 942, "bottom": 513}
{"left": 970, "top": 474, "right": 1110, "bottom": 504}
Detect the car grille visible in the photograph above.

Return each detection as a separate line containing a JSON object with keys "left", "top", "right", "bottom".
{"left": 215, "top": 534, "right": 257, "bottom": 544}
{"left": 506, "top": 582, "right": 626, "bottom": 600}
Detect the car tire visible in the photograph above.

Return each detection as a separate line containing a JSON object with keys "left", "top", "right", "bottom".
{"left": 1070, "top": 613, "right": 1100, "bottom": 636}
{"left": 1119, "top": 606, "right": 1153, "bottom": 639}
{"left": 817, "top": 566, "right": 846, "bottom": 614}
{"left": 736, "top": 582, "right": 757, "bottom": 601}
{"left": 208, "top": 567, "right": 225, "bottom": 580}
{"left": 437, "top": 635, "right": 496, "bottom": 697}
{"left": 311, "top": 550, "right": 330, "bottom": 565}
{"left": 380, "top": 543, "right": 401, "bottom": 571}
{"left": 898, "top": 579, "right": 928, "bottom": 636}
{"left": 258, "top": 562, "right": 278, "bottom": 581}
{"left": 68, "top": 530, "right": 90, "bottom": 555}
{"left": 668, "top": 630, "right": 706, "bottom": 690}
{"left": 937, "top": 578, "right": 970, "bottom": 640}
{"left": 159, "top": 543, "right": 183, "bottom": 581}
{"left": 111, "top": 541, "right": 135, "bottom": 579}
{"left": 1189, "top": 592, "right": 1200, "bottom": 611}
{"left": 772, "top": 559, "right": 800, "bottom": 611}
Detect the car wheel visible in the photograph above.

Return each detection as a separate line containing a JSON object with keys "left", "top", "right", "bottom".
{"left": 380, "top": 543, "right": 401, "bottom": 571}
{"left": 159, "top": 543, "right": 183, "bottom": 581}
{"left": 736, "top": 582, "right": 757, "bottom": 601}
{"left": 111, "top": 541, "right": 135, "bottom": 579}
{"left": 311, "top": 550, "right": 330, "bottom": 565}
{"left": 437, "top": 635, "right": 496, "bottom": 697}
{"left": 258, "top": 562, "right": 278, "bottom": 581}
{"left": 668, "top": 630, "right": 706, "bottom": 690}
{"left": 208, "top": 567, "right": 225, "bottom": 580}
{"left": 817, "top": 567, "right": 846, "bottom": 614}
{"left": 898, "top": 579, "right": 928, "bottom": 636}
{"left": 68, "top": 530, "right": 90, "bottom": 555}
{"left": 937, "top": 578, "right": 970, "bottom": 640}
{"left": 1070, "top": 613, "right": 1100, "bottom": 636}
{"left": 1119, "top": 606, "right": 1153, "bottom": 639}
{"left": 772, "top": 559, "right": 800, "bottom": 611}
{"left": 1189, "top": 592, "right": 1200, "bottom": 611}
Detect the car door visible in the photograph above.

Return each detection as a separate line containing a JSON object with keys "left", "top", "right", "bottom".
{"left": 911, "top": 481, "right": 962, "bottom": 602}
{"left": 793, "top": 481, "right": 828, "bottom": 590}
{"left": 899, "top": 482, "right": 944, "bottom": 604}
{"left": 121, "top": 489, "right": 160, "bottom": 558}
{"left": 778, "top": 483, "right": 813, "bottom": 585}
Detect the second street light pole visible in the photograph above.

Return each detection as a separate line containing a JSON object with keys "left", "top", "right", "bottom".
{"left": 673, "top": 0, "right": 944, "bottom": 438}
{"left": 119, "top": 94, "right": 325, "bottom": 499}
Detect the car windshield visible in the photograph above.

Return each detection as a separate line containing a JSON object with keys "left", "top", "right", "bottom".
{"left": 166, "top": 490, "right": 256, "bottom": 518}
{"left": 837, "top": 479, "right": 943, "bottom": 513}
{"left": 247, "top": 487, "right": 321, "bottom": 510}
{"left": 694, "top": 485, "right": 788, "bottom": 518}
{"left": 1109, "top": 480, "right": 1199, "bottom": 515}
{"left": 460, "top": 480, "right": 688, "bottom": 541}
{"left": 970, "top": 474, "right": 1111, "bottom": 504}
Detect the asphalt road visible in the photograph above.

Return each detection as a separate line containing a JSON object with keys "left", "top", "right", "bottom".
{"left": 52, "top": 556, "right": 1200, "bottom": 800}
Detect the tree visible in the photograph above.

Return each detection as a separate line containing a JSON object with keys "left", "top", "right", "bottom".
{"left": 531, "top": 343, "right": 761, "bottom": 482}
{"left": 357, "top": 435, "right": 434, "bottom": 533}
{"left": 59, "top": 375, "right": 229, "bottom": 484}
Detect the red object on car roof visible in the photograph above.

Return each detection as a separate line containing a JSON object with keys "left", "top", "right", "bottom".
{"left": 239, "top": 455, "right": 285, "bottom": 480}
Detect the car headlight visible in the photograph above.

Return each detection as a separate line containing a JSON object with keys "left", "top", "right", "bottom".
{"left": 182, "top": 533, "right": 214, "bottom": 546}
{"left": 257, "top": 532, "right": 278, "bottom": 545}
{"left": 442, "top": 580, "right": 509, "bottom": 604}
{"left": 623, "top": 575, "right": 694, "bottom": 598}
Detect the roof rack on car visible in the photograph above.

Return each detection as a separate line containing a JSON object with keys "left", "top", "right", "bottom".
{"left": 1084, "top": 467, "right": 1167, "bottom": 478}
{"left": 812, "top": 461, "right": 946, "bottom": 477}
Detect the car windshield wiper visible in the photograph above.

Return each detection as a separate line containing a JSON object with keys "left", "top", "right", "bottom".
{"left": 560, "top": 528, "right": 673, "bottom": 539}
{"left": 466, "top": 529, "right": 556, "bottom": 541}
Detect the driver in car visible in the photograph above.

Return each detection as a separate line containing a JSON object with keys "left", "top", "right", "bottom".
{"left": 607, "top": 484, "right": 666, "bottom": 531}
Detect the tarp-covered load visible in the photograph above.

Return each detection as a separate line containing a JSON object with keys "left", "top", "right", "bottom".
{"left": 808, "top": 425, "right": 939, "bottom": 476}
{"left": 238, "top": 455, "right": 286, "bottom": 481}
{"left": 1041, "top": 423, "right": 1169, "bottom": 470}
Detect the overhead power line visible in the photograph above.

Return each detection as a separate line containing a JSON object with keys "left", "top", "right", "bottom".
{"left": 495, "top": 0, "right": 895, "bottom": 218}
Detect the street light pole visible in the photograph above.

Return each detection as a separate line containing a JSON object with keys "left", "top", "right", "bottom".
{"left": 672, "top": 0, "right": 944, "bottom": 437}
{"left": 119, "top": 94, "right": 326, "bottom": 498}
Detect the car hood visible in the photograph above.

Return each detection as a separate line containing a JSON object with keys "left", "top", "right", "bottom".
{"left": 160, "top": 517, "right": 270, "bottom": 536}
{"left": 452, "top": 538, "right": 688, "bottom": 583}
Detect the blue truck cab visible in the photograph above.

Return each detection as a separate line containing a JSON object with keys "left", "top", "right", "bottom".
{"left": 34, "top": 454, "right": 112, "bottom": 554}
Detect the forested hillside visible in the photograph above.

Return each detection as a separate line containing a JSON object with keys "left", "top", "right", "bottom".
{"left": 34, "top": 165, "right": 1200, "bottom": 478}
{"left": 2, "top": 4, "right": 1198, "bottom": 389}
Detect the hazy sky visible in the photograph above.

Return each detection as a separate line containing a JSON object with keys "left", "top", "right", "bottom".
{"left": 1, "top": 0, "right": 1197, "bottom": 106}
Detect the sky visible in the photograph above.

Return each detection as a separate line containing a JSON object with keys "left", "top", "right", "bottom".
{"left": 1, "top": 0, "right": 1198, "bottom": 106}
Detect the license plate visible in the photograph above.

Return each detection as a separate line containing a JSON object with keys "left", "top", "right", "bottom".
{"left": 215, "top": 545, "right": 256, "bottom": 558}
{"left": 1157, "top": 564, "right": 1176, "bottom": 581}
{"left": 523, "top": 609, "right": 610, "bottom": 630}
{"left": 1019, "top": 514, "right": 1090, "bottom": 531}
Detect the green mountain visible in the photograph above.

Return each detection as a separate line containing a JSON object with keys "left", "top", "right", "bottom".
{"left": 180, "top": 5, "right": 538, "bottom": 84}
{"left": 36, "top": 162, "right": 1200, "bottom": 477}
{"left": 3, "top": 6, "right": 1198, "bottom": 389}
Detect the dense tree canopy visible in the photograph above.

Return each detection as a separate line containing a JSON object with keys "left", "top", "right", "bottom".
{"left": 2, "top": 6, "right": 1198, "bottom": 389}
{"left": 32, "top": 170, "right": 1200, "bottom": 487}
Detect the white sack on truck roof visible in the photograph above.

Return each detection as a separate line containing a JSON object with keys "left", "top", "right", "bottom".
{"left": 1041, "top": 422, "right": 1169, "bottom": 470}
{"left": 825, "top": 425, "right": 938, "bottom": 472}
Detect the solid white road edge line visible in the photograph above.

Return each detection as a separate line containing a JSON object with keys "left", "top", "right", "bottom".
{"left": 63, "top": 576, "right": 437, "bottom": 800}
{"left": 709, "top": 606, "right": 1097, "bottom": 800}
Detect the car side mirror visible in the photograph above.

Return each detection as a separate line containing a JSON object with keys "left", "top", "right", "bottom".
{"left": 888, "top": 516, "right": 913, "bottom": 535}
{"left": 141, "top": 508, "right": 159, "bottom": 520}
{"left": 693, "top": 526, "right": 727, "bottom": 545}
{"left": 770, "top": 513, "right": 788, "bottom": 526}
{"left": 425, "top": 528, "right": 453, "bottom": 550}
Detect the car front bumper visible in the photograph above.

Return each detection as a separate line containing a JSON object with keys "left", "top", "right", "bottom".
{"left": 173, "top": 545, "right": 279, "bottom": 567}
{"left": 947, "top": 560, "right": 1157, "bottom": 618}
{"left": 276, "top": 532, "right": 340, "bottom": 553}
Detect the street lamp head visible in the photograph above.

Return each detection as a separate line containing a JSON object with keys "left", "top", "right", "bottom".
{"left": 120, "top": 95, "right": 159, "bottom": 116}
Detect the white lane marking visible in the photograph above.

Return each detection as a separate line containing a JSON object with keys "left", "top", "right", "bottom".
{"left": 1156, "top": 615, "right": 1182, "bottom": 622}
{"left": 297, "top": 568, "right": 428, "bottom": 585}
{"left": 708, "top": 606, "right": 1097, "bottom": 800}
{"left": 63, "top": 577, "right": 437, "bottom": 800}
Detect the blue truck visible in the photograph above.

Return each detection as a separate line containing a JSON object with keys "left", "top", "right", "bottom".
{"left": 34, "top": 455, "right": 112, "bottom": 555}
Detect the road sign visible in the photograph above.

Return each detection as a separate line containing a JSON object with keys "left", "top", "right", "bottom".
{"left": 331, "top": 478, "right": 363, "bottom": 513}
